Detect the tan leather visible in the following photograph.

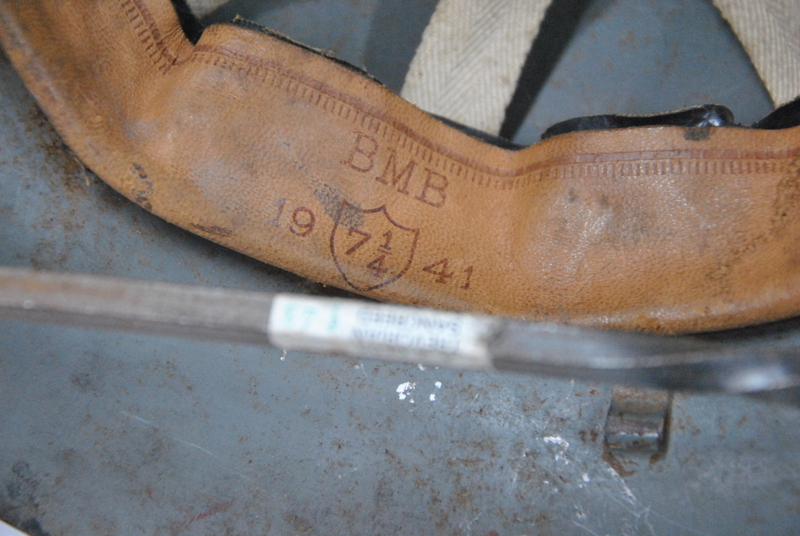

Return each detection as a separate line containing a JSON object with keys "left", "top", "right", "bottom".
{"left": 2, "top": 0, "right": 800, "bottom": 333}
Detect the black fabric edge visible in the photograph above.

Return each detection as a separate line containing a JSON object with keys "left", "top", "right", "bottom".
{"left": 752, "top": 97, "right": 800, "bottom": 130}
{"left": 169, "top": 0, "right": 205, "bottom": 45}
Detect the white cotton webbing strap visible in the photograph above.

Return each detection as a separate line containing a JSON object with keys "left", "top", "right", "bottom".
{"left": 400, "top": 0, "right": 552, "bottom": 135}
{"left": 186, "top": 0, "right": 228, "bottom": 18}
{"left": 186, "top": 1, "right": 799, "bottom": 113}
{"left": 712, "top": 0, "right": 800, "bottom": 106}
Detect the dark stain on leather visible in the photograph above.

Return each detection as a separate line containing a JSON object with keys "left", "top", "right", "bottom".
{"left": 131, "top": 163, "right": 154, "bottom": 211}
{"left": 683, "top": 126, "right": 712, "bottom": 141}
{"left": 190, "top": 223, "right": 234, "bottom": 237}
{"left": 312, "top": 181, "right": 364, "bottom": 227}
{"left": 707, "top": 157, "right": 800, "bottom": 280}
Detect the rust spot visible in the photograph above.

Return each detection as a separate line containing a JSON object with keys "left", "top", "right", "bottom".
{"left": 0, "top": 461, "right": 53, "bottom": 536}
{"left": 534, "top": 512, "right": 551, "bottom": 526}
{"left": 737, "top": 415, "right": 748, "bottom": 426}
{"left": 284, "top": 512, "right": 313, "bottom": 534}
{"left": 30, "top": 104, "right": 93, "bottom": 196}
{"left": 188, "top": 499, "right": 235, "bottom": 525}
{"left": 42, "top": 138, "right": 87, "bottom": 182}
{"left": 649, "top": 450, "right": 665, "bottom": 465}
{"left": 190, "top": 223, "right": 234, "bottom": 238}
{"left": 578, "top": 428, "right": 600, "bottom": 443}
{"left": 602, "top": 446, "right": 636, "bottom": 477}
{"left": 68, "top": 372, "right": 96, "bottom": 394}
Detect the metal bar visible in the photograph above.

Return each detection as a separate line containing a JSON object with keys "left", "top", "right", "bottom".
{"left": 0, "top": 266, "right": 277, "bottom": 346}
{"left": 3, "top": 266, "right": 800, "bottom": 394}
{"left": 0, "top": 266, "right": 494, "bottom": 370}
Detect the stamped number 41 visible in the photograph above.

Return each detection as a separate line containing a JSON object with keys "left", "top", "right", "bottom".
{"left": 422, "top": 259, "right": 473, "bottom": 290}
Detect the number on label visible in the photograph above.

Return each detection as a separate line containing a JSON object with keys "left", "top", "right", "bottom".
{"left": 422, "top": 258, "right": 455, "bottom": 284}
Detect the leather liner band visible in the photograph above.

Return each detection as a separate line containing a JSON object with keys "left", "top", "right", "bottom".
{"left": 2, "top": 0, "right": 800, "bottom": 333}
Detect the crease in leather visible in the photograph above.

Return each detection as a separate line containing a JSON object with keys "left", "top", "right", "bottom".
{"left": 2, "top": 0, "right": 800, "bottom": 333}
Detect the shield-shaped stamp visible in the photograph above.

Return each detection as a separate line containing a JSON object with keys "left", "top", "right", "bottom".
{"left": 330, "top": 201, "right": 419, "bottom": 291}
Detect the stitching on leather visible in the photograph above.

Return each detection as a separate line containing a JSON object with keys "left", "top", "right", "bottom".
{"left": 188, "top": 45, "right": 599, "bottom": 189}
{"left": 183, "top": 45, "right": 800, "bottom": 190}
{"left": 188, "top": 45, "right": 521, "bottom": 188}
{"left": 189, "top": 46, "right": 800, "bottom": 191}
{"left": 117, "top": 3, "right": 800, "bottom": 189}
{"left": 121, "top": 0, "right": 177, "bottom": 73}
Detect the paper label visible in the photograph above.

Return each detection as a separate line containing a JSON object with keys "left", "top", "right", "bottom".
{"left": 268, "top": 295, "right": 492, "bottom": 369}
{"left": 0, "top": 520, "right": 30, "bottom": 536}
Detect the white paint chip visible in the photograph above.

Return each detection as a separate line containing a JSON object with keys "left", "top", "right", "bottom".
{"left": 543, "top": 435, "right": 570, "bottom": 464}
{"left": 428, "top": 381, "right": 442, "bottom": 402}
{"left": 396, "top": 382, "right": 416, "bottom": 401}
{"left": 543, "top": 435, "right": 569, "bottom": 448}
